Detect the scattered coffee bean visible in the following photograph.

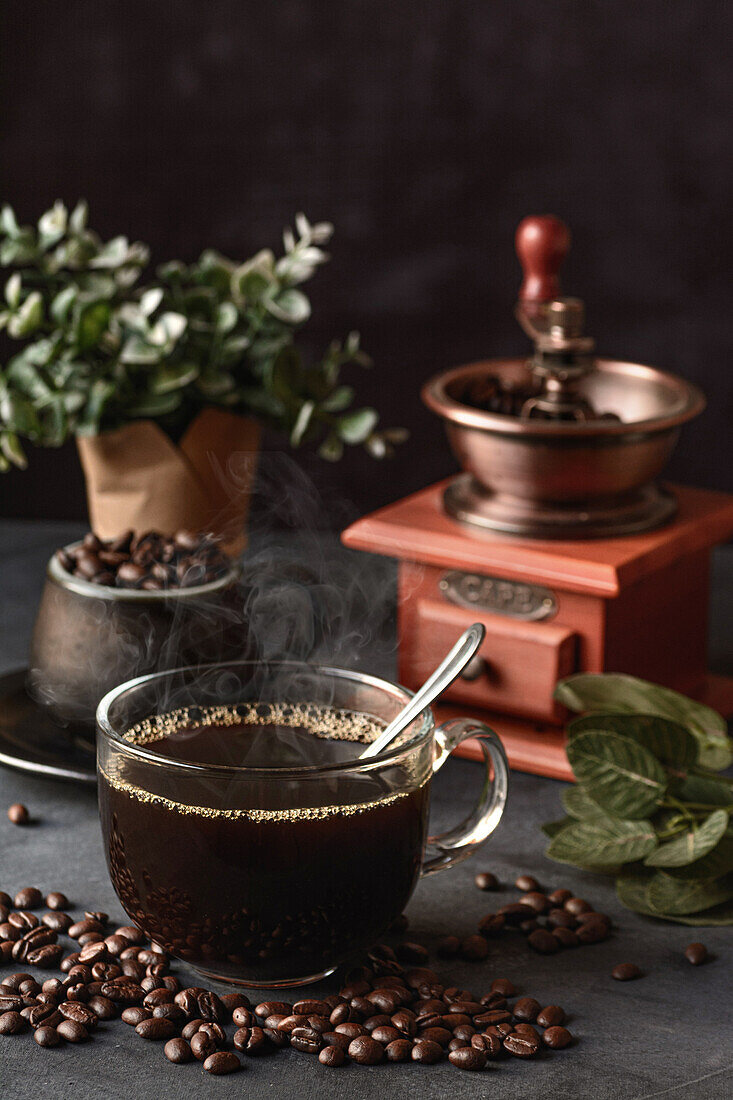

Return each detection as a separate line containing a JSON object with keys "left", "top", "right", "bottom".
{"left": 203, "top": 1051, "right": 241, "bottom": 1075}
{"left": 14, "top": 887, "right": 42, "bottom": 910}
{"left": 564, "top": 897, "right": 593, "bottom": 916}
{"left": 537, "top": 1005, "right": 566, "bottom": 1028}
{"left": 543, "top": 1026, "right": 573, "bottom": 1049}
{"left": 684, "top": 942, "right": 708, "bottom": 966}
{"left": 437, "top": 935, "right": 461, "bottom": 958}
{"left": 57, "top": 1020, "right": 89, "bottom": 1043}
{"left": 491, "top": 978, "right": 516, "bottom": 997}
{"left": 449, "top": 1046, "right": 487, "bottom": 1070}
{"left": 548, "top": 888, "right": 573, "bottom": 906}
{"left": 528, "top": 928, "right": 560, "bottom": 954}
{"left": 411, "top": 1038, "right": 443, "bottom": 1064}
{"left": 164, "top": 1037, "right": 193, "bottom": 1063}
{"left": 460, "top": 935, "right": 488, "bottom": 961}
{"left": 45, "top": 892, "right": 70, "bottom": 911}
{"left": 34, "top": 1025, "right": 61, "bottom": 1048}
{"left": 0, "top": 1010, "right": 26, "bottom": 1035}
{"left": 348, "top": 1035, "right": 384, "bottom": 1064}
{"left": 319, "top": 1043, "right": 346, "bottom": 1066}
{"left": 612, "top": 963, "right": 642, "bottom": 981}
{"left": 7, "top": 804, "right": 29, "bottom": 825}
{"left": 57, "top": 530, "right": 231, "bottom": 590}
{"left": 136, "top": 1017, "right": 177, "bottom": 1041}
{"left": 504, "top": 1029, "right": 540, "bottom": 1057}
{"left": 475, "top": 871, "right": 499, "bottom": 891}
{"left": 513, "top": 997, "right": 541, "bottom": 1022}
{"left": 395, "top": 941, "right": 429, "bottom": 964}
{"left": 515, "top": 874, "right": 540, "bottom": 891}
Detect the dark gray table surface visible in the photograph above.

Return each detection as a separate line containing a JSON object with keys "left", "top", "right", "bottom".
{"left": 1, "top": 521, "right": 731, "bottom": 1100}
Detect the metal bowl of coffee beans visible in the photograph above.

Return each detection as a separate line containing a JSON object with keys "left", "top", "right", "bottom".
{"left": 27, "top": 530, "right": 248, "bottom": 729}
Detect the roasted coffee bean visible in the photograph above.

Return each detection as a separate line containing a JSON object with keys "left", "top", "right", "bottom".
{"left": 153, "top": 1004, "right": 186, "bottom": 1025}
{"left": 42, "top": 911, "right": 73, "bottom": 933}
{"left": 63, "top": 983, "right": 89, "bottom": 1003}
{"left": 88, "top": 996, "right": 117, "bottom": 1021}
{"left": 204, "top": 1051, "right": 241, "bottom": 1075}
{"left": 67, "top": 964, "right": 92, "bottom": 984}
{"left": 0, "top": 923, "right": 21, "bottom": 941}
{"left": 543, "top": 1025, "right": 573, "bottom": 1049}
{"left": 371, "top": 1025, "right": 402, "bottom": 1045}
{"left": 420, "top": 1026, "right": 453, "bottom": 1047}
{"left": 121, "top": 959, "right": 146, "bottom": 981}
{"left": 564, "top": 897, "right": 592, "bottom": 916}
{"left": 0, "top": 942, "right": 12, "bottom": 962}
{"left": 136, "top": 1016, "right": 177, "bottom": 1041}
{"left": 350, "top": 995, "right": 373, "bottom": 1015}
{"left": 515, "top": 874, "right": 540, "bottom": 892}
{"left": 233, "top": 1026, "right": 266, "bottom": 1055}
{"left": 472, "top": 1032, "right": 503, "bottom": 1058}
{"left": 528, "top": 929, "right": 560, "bottom": 954}
{"left": 68, "top": 919, "right": 103, "bottom": 939}
{"left": 449, "top": 1046, "right": 487, "bottom": 1070}
{"left": 322, "top": 1032, "right": 351, "bottom": 1052}
{"left": 548, "top": 887, "right": 573, "bottom": 906}
{"left": 199, "top": 1022, "right": 226, "bottom": 1046}
{"left": 45, "top": 892, "right": 69, "bottom": 911}
{"left": 395, "top": 941, "right": 429, "bottom": 965}
{"left": 391, "top": 1009, "right": 417, "bottom": 1037}
{"left": 0, "top": 1010, "right": 26, "bottom": 1034}
{"left": 537, "top": 1004, "right": 566, "bottom": 1028}
{"left": 144, "top": 988, "right": 174, "bottom": 1008}
{"left": 12, "top": 884, "right": 41, "bottom": 910}
{"left": 504, "top": 1030, "right": 540, "bottom": 1057}
{"left": 685, "top": 942, "right": 708, "bottom": 966}
{"left": 291, "top": 1026, "right": 323, "bottom": 1054}
{"left": 452, "top": 1025, "right": 476, "bottom": 1042}
{"left": 474, "top": 1010, "right": 512, "bottom": 1027}
{"left": 263, "top": 1026, "right": 289, "bottom": 1048}
{"left": 115, "top": 925, "right": 145, "bottom": 945}
{"left": 367, "top": 988, "right": 403, "bottom": 1014}
{"left": 329, "top": 1003, "right": 351, "bottom": 1026}
{"left": 23, "top": 1005, "right": 61, "bottom": 1027}
{"left": 100, "top": 979, "right": 144, "bottom": 1004}
{"left": 122, "top": 1007, "right": 151, "bottom": 1026}
{"left": 7, "top": 803, "right": 29, "bottom": 825}
{"left": 348, "top": 1035, "right": 384, "bottom": 1065}
{"left": 577, "top": 919, "right": 609, "bottom": 945}
{"left": 79, "top": 942, "right": 108, "bottom": 965}
{"left": 437, "top": 935, "right": 461, "bottom": 958}
{"left": 520, "top": 891, "right": 550, "bottom": 914}
{"left": 498, "top": 902, "right": 536, "bottom": 926}
{"left": 190, "top": 1030, "right": 216, "bottom": 1059}
{"left": 335, "top": 1022, "right": 368, "bottom": 1039}
{"left": 383, "top": 1038, "right": 412, "bottom": 1062}
{"left": 553, "top": 927, "right": 581, "bottom": 948}
{"left": 181, "top": 1018, "right": 205, "bottom": 1040}
{"left": 460, "top": 934, "right": 489, "bottom": 961}
{"left": 520, "top": 919, "right": 540, "bottom": 934}
{"left": 78, "top": 932, "right": 104, "bottom": 947}
{"left": 57, "top": 1019, "right": 89, "bottom": 1043}
{"left": 547, "top": 908, "right": 577, "bottom": 929}
{"left": 319, "top": 1043, "right": 346, "bottom": 1066}
{"left": 232, "top": 1006, "right": 254, "bottom": 1028}
{"left": 0, "top": 993, "right": 23, "bottom": 1014}
{"left": 91, "top": 962, "right": 121, "bottom": 982}
{"left": 17, "top": 978, "right": 40, "bottom": 995}
{"left": 292, "top": 998, "right": 330, "bottom": 1016}
{"left": 475, "top": 871, "right": 499, "bottom": 890}
{"left": 34, "top": 1024, "right": 61, "bottom": 1047}
{"left": 612, "top": 963, "right": 642, "bottom": 981}
{"left": 59, "top": 1001, "right": 98, "bottom": 1030}
{"left": 165, "top": 1037, "right": 193, "bottom": 1063}
{"left": 84, "top": 911, "right": 108, "bottom": 925}
{"left": 9, "top": 911, "right": 40, "bottom": 931}
{"left": 412, "top": 1038, "right": 443, "bottom": 1064}
{"left": 277, "top": 1013, "right": 308, "bottom": 1032}
{"left": 491, "top": 978, "right": 516, "bottom": 997}
{"left": 220, "top": 992, "right": 250, "bottom": 1014}
{"left": 254, "top": 999, "right": 292, "bottom": 1019}
{"left": 104, "top": 935, "right": 129, "bottom": 957}
{"left": 513, "top": 997, "right": 541, "bottom": 1022}
{"left": 577, "top": 910, "right": 610, "bottom": 928}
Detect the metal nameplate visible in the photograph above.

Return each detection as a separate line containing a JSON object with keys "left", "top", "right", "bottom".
{"left": 438, "top": 571, "right": 557, "bottom": 621}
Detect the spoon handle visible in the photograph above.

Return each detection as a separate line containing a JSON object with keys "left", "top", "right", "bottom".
{"left": 360, "top": 623, "right": 486, "bottom": 759}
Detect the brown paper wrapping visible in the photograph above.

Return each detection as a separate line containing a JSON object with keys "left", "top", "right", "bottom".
{"left": 76, "top": 409, "right": 261, "bottom": 548}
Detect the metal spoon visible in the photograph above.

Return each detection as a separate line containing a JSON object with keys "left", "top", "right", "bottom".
{"left": 359, "top": 622, "right": 486, "bottom": 759}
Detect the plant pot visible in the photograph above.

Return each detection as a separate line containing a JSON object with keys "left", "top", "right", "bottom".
{"left": 76, "top": 408, "right": 261, "bottom": 546}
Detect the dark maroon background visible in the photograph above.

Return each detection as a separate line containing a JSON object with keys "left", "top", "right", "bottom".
{"left": 1, "top": 2, "right": 731, "bottom": 526}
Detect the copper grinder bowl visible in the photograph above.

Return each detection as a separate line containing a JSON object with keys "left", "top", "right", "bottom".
{"left": 422, "top": 358, "right": 705, "bottom": 535}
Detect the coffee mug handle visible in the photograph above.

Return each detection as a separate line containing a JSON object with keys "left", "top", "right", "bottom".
{"left": 420, "top": 718, "right": 509, "bottom": 877}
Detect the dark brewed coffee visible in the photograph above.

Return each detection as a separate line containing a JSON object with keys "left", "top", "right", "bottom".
{"left": 99, "top": 702, "right": 430, "bottom": 984}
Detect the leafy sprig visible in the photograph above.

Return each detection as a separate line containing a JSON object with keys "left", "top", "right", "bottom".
{"left": 0, "top": 202, "right": 404, "bottom": 470}
{"left": 543, "top": 674, "right": 733, "bottom": 925}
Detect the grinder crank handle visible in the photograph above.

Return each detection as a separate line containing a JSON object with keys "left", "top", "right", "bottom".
{"left": 516, "top": 214, "right": 571, "bottom": 304}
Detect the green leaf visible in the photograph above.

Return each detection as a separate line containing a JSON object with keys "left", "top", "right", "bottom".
{"left": 7, "top": 292, "right": 43, "bottom": 338}
{"left": 1, "top": 204, "right": 19, "bottom": 236}
{"left": 566, "top": 730, "right": 667, "bottom": 818}
{"left": 541, "top": 817, "right": 573, "bottom": 838}
{"left": 647, "top": 871, "right": 733, "bottom": 915}
{"left": 75, "top": 301, "right": 110, "bottom": 350}
{"left": 320, "top": 385, "right": 355, "bottom": 412}
{"left": 556, "top": 673, "right": 732, "bottom": 771}
{"left": 140, "top": 288, "right": 163, "bottom": 317}
{"left": 38, "top": 201, "right": 67, "bottom": 246}
{"left": 548, "top": 817, "right": 657, "bottom": 868}
{"left": 645, "top": 809, "right": 729, "bottom": 868}
{"left": 151, "top": 362, "right": 199, "bottom": 394}
{"left": 616, "top": 866, "right": 733, "bottom": 924}
{"left": 69, "top": 200, "right": 88, "bottom": 234}
{"left": 5, "top": 273, "right": 22, "bottom": 309}
{"left": 120, "top": 336, "right": 161, "bottom": 365}
{"left": 125, "top": 391, "right": 183, "bottom": 418}
{"left": 318, "top": 432, "right": 344, "bottom": 461}
{"left": 216, "top": 301, "right": 238, "bottom": 333}
{"left": 562, "top": 784, "right": 610, "bottom": 820}
{"left": 567, "top": 713, "right": 698, "bottom": 770}
{"left": 671, "top": 774, "right": 733, "bottom": 808}
{"left": 663, "top": 836, "right": 733, "bottom": 881}
{"left": 290, "top": 400, "right": 315, "bottom": 447}
{"left": 0, "top": 431, "right": 27, "bottom": 468}
{"left": 265, "top": 288, "right": 310, "bottom": 324}
{"left": 51, "top": 285, "right": 77, "bottom": 324}
{"left": 338, "top": 407, "right": 379, "bottom": 444}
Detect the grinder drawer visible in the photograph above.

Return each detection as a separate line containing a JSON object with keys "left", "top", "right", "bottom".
{"left": 400, "top": 598, "right": 577, "bottom": 721}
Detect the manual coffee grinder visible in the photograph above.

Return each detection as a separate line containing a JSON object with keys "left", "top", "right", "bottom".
{"left": 342, "top": 216, "right": 733, "bottom": 779}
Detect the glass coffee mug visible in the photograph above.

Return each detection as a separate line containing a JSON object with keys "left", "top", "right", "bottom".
{"left": 97, "top": 661, "right": 508, "bottom": 987}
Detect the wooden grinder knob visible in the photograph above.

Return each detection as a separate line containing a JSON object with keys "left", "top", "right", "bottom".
{"left": 516, "top": 215, "right": 571, "bottom": 303}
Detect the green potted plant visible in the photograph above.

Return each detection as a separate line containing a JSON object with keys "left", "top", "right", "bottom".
{"left": 0, "top": 202, "right": 403, "bottom": 540}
